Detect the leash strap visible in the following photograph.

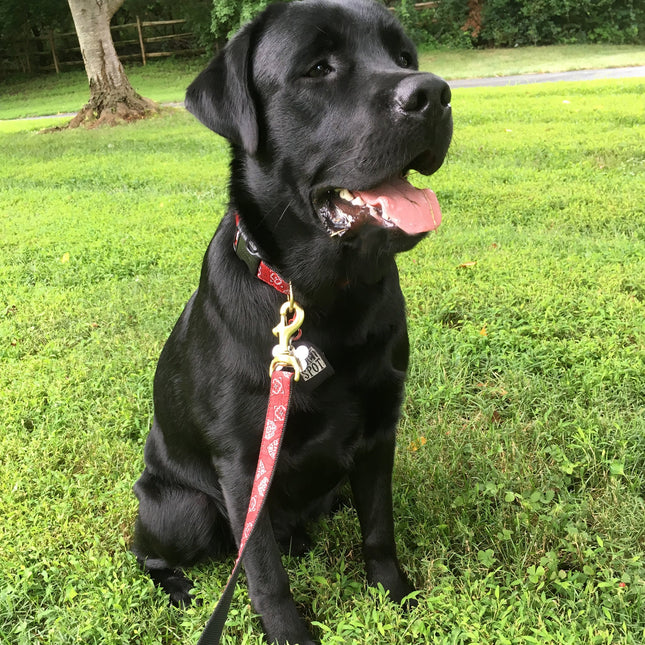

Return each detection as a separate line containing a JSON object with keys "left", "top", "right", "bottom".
{"left": 196, "top": 369, "right": 295, "bottom": 645}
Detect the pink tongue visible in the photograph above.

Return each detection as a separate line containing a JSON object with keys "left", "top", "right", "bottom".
{"left": 354, "top": 177, "right": 442, "bottom": 235}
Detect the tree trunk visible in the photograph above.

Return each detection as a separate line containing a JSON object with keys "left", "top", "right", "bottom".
{"left": 66, "top": 0, "right": 157, "bottom": 128}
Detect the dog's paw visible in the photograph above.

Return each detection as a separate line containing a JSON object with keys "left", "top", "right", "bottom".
{"left": 399, "top": 589, "right": 420, "bottom": 612}
{"left": 148, "top": 567, "right": 197, "bottom": 607}
{"left": 258, "top": 597, "right": 318, "bottom": 645}
{"left": 367, "top": 561, "right": 416, "bottom": 607}
{"left": 167, "top": 574, "right": 197, "bottom": 607}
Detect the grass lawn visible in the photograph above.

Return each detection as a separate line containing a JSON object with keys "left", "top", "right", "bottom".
{"left": 0, "top": 43, "right": 644, "bottom": 119}
{"left": 1, "top": 68, "right": 644, "bottom": 643}
{"left": 419, "top": 43, "right": 645, "bottom": 79}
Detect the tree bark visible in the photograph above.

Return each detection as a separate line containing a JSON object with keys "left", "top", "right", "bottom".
{"left": 66, "top": 0, "right": 157, "bottom": 127}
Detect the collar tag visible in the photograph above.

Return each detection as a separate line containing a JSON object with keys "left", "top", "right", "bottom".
{"left": 294, "top": 342, "right": 334, "bottom": 391}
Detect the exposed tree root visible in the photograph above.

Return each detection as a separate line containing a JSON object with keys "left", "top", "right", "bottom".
{"left": 44, "top": 95, "right": 160, "bottom": 132}
{"left": 69, "top": 95, "right": 159, "bottom": 128}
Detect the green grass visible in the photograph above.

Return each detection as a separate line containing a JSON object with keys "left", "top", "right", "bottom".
{"left": 1, "top": 75, "right": 644, "bottom": 644}
{"left": 1, "top": 43, "right": 644, "bottom": 119}
{"left": 0, "top": 57, "right": 209, "bottom": 120}
{"left": 419, "top": 43, "right": 645, "bottom": 79}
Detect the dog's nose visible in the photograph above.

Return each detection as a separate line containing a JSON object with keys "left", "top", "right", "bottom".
{"left": 395, "top": 74, "right": 451, "bottom": 115}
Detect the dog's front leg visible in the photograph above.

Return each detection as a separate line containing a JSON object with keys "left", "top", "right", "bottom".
{"left": 221, "top": 472, "right": 318, "bottom": 645}
{"left": 350, "top": 434, "right": 415, "bottom": 604}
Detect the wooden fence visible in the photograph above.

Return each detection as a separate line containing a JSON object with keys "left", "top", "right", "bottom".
{"left": 1, "top": 3, "right": 438, "bottom": 77}
{"left": 1, "top": 18, "right": 205, "bottom": 76}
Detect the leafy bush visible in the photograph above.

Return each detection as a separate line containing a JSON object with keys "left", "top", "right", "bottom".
{"left": 394, "top": 0, "right": 473, "bottom": 48}
{"left": 211, "top": 0, "right": 288, "bottom": 41}
{"left": 392, "top": 0, "right": 644, "bottom": 47}
{"left": 478, "top": 0, "right": 644, "bottom": 46}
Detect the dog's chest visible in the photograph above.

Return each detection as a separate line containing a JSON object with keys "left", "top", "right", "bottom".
{"left": 271, "top": 398, "right": 365, "bottom": 505}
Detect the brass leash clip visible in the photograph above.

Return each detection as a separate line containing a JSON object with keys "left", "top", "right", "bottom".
{"left": 270, "top": 284, "right": 305, "bottom": 380}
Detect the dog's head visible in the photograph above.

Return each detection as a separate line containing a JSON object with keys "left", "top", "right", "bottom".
{"left": 187, "top": 0, "right": 452, "bottom": 280}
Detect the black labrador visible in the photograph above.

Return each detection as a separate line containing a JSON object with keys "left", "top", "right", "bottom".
{"left": 132, "top": 1, "right": 452, "bottom": 643}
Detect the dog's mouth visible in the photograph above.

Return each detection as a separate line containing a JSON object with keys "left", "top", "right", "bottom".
{"left": 315, "top": 175, "right": 442, "bottom": 238}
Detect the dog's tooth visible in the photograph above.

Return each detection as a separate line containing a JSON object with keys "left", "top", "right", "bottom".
{"left": 338, "top": 188, "right": 353, "bottom": 202}
{"left": 370, "top": 205, "right": 382, "bottom": 218}
{"left": 351, "top": 195, "right": 365, "bottom": 206}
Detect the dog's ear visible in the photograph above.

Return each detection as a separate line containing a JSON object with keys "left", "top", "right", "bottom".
{"left": 185, "top": 24, "right": 259, "bottom": 155}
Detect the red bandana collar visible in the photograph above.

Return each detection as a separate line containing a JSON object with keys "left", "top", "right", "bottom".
{"left": 233, "top": 213, "right": 290, "bottom": 296}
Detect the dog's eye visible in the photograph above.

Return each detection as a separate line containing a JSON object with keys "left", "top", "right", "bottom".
{"left": 397, "top": 52, "right": 413, "bottom": 69}
{"left": 305, "top": 61, "right": 333, "bottom": 78}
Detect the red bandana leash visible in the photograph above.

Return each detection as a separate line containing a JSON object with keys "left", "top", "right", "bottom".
{"left": 196, "top": 215, "right": 304, "bottom": 645}
{"left": 196, "top": 370, "right": 295, "bottom": 645}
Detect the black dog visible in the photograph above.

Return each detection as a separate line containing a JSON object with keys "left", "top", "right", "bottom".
{"left": 133, "top": 1, "right": 452, "bottom": 643}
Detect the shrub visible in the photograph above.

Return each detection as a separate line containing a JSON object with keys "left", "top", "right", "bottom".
{"left": 392, "top": 0, "right": 644, "bottom": 47}
{"left": 478, "top": 0, "right": 644, "bottom": 46}
{"left": 394, "top": 0, "right": 473, "bottom": 48}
